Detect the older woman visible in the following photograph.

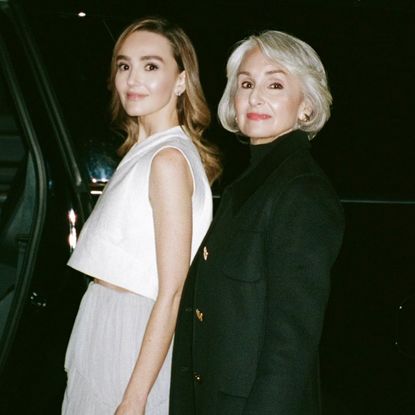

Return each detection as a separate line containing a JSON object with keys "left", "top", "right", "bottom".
{"left": 170, "top": 30, "right": 344, "bottom": 415}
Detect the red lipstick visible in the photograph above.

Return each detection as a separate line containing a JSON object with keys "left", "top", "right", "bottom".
{"left": 247, "top": 112, "right": 271, "bottom": 121}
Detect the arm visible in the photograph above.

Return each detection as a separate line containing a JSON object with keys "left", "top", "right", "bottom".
{"left": 244, "top": 175, "right": 344, "bottom": 415}
{"left": 116, "top": 147, "right": 193, "bottom": 415}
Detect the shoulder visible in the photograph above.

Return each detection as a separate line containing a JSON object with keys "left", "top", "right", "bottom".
{"left": 151, "top": 147, "right": 188, "bottom": 173}
{"left": 286, "top": 173, "right": 333, "bottom": 194}
{"left": 268, "top": 148, "right": 335, "bottom": 197}
{"left": 274, "top": 173, "right": 340, "bottom": 210}
{"left": 150, "top": 147, "right": 193, "bottom": 194}
{"left": 273, "top": 173, "right": 344, "bottom": 227}
{"left": 151, "top": 130, "right": 197, "bottom": 162}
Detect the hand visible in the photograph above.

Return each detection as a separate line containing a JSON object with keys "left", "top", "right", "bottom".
{"left": 114, "top": 399, "right": 145, "bottom": 415}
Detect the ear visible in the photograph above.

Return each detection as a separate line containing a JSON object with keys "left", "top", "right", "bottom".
{"left": 175, "top": 71, "right": 186, "bottom": 96}
{"left": 298, "top": 98, "right": 312, "bottom": 123}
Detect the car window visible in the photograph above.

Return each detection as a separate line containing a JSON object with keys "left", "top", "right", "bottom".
{"left": 0, "top": 83, "right": 25, "bottom": 215}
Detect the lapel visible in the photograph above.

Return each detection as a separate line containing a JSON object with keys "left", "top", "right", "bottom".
{"left": 229, "top": 130, "right": 310, "bottom": 215}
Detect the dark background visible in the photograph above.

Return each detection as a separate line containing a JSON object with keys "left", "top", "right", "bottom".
{"left": 19, "top": 0, "right": 415, "bottom": 199}
{"left": 7, "top": 0, "right": 415, "bottom": 413}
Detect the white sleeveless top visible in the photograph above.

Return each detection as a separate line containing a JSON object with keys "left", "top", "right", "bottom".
{"left": 68, "top": 126, "right": 212, "bottom": 300}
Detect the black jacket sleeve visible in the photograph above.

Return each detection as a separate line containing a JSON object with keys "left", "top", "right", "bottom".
{"left": 243, "top": 174, "right": 344, "bottom": 415}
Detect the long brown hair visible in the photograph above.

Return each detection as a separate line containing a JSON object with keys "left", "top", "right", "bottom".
{"left": 109, "top": 17, "right": 221, "bottom": 184}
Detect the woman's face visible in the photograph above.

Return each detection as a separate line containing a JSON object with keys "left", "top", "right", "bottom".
{"left": 234, "top": 47, "right": 306, "bottom": 145}
{"left": 115, "top": 30, "right": 184, "bottom": 125}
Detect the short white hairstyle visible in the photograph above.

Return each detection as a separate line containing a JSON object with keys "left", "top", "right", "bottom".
{"left": 218, "top": 30, "right": 332, "bottom": 139}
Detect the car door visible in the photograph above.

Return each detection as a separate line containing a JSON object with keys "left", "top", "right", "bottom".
{"left": 0, "top": 3, "right": 92, "bottom": 413}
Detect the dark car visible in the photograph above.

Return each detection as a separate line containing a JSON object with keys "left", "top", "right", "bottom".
{"left": 0, "top": 1, "right": 96, "bottom": 413}
{"left": 1, "top": 0, "right": 415, "bottom": 414}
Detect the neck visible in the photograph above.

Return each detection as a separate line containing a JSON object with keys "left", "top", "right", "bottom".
{"left": 137, "top": 101, "right": 180, "bottom": 142}
{"left": 249, "top": 128, "right": 294, "bottom": 145}
{"left": 137, "top": 115, "right": 179, "bottom": 142}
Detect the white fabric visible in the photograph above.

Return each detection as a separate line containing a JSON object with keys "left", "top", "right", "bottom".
{"left": 67, "top": 125, "right": 212, "bottom": 300}
{"left": 62, "top": 282, "right": 171, "bottom": 414}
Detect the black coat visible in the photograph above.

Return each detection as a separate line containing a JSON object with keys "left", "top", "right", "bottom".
{"left": 170, "top": 130, "right": 345, "bottom": 415}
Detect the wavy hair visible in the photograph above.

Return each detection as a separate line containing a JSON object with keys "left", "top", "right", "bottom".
{"left": 109, "top": 17, "right": 221, "bottom": 183}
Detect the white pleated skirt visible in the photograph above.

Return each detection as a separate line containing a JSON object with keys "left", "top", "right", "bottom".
{"left": 62, "top": 282, "right": 171, "bottom": 415}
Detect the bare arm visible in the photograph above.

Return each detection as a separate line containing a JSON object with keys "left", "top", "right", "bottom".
{"left": 116, "top": 147, "right": 193, "bottom": 414}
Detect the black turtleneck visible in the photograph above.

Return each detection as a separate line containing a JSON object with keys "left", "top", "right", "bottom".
{"left": 249, "top": 138, "right": 281, "bottom": 168}
{"left": 247, "top": 129, "right": 308, "bottom": 174}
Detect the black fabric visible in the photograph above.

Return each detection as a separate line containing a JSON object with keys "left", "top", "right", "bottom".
{"left": 248, "top": 136, "right": 281, "bottom": 167}
{"left": 170, "top": 129, "right": 345, "bottom": 415}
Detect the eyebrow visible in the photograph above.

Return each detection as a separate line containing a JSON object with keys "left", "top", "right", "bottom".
{"left": 141, "top": 55, "right": 165, "bottom": 63}
{"left": 237, "top": 69, "right": 287, "bottom": 76}
{"left": 116, "top": 54, "right": 165, "bottom": 63}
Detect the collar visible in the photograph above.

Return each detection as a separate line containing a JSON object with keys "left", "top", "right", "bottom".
{"left": 229, "top": 129, "right": 310, "bottom": 214}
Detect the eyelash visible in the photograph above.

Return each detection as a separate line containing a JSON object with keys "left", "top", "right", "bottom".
{"left": 241, "top": 81, "right": 253, "bottom": 89}
{"left": 116, "top": 62, "right": 159, "bottom": 72}
{"left": 240, "top": 81, "right": 284, "bottom": 90}
{"left": 270, "top": 82, "right": 283, "bottom": 89}
{"left": 117, "top": 62, "right": 129, "bottom": 71}
{"left": 145, "top": 63, "right": 159, "bottom": 71}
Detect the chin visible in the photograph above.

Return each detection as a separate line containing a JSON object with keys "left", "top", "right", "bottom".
{"left": 124, "top": 108, "right": 145, "bottom": 117}
{"left": 243, "top": 129, "right": 274, "bottom": 140}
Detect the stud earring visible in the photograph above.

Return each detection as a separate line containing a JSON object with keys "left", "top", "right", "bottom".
{"left": 301, "top": 113, "right": 310, "bottom": 122}
{"left": 175, "top": 90, "right": 182, "bottom": 97}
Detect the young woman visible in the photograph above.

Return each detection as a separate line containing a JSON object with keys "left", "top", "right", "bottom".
{"left": 170, "top": 30, "right": 344, "bottom": 415}
{"left": 62, "top": 17, "right": 220, "bottom": 415}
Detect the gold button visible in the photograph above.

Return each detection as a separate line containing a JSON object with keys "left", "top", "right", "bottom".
{"left": 203, "top": 246, "right": 209, "bottom": 260}
{"left": 195, "top": 308, "right": 204, "bottom": 322}
{"left": 193, "top": 372, "right": 202, "bottom": 383}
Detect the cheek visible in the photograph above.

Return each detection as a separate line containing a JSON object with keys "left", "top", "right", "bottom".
{"left": 114, "top": 74, "right": 124, "bottom": 95}
{"left": 234, "top": 94, "right": 246, "bottom": 116}
{"left": 148, "top": 75, "right": 175, "bottom": 95}
{"left": 271, "top": 95, "right": 302, "bottom": 117}
{"left": 287, "top": 100, "right": 304, "bottom": 122}
{"left": 146, "top": 78, "right": 162, "bottom": 92}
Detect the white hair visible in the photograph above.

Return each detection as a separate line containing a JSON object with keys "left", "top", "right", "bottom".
{"left": 218, "top": 30, "right": 332, "bottom": 139}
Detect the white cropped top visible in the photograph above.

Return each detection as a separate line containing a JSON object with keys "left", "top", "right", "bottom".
{"left": 68, "top": 126, "right": 212, "bottom": 300}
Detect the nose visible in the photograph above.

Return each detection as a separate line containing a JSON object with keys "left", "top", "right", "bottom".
{"left": 248, "top": 86, "right": 264, "bottom": 106}
{"left": 127, "top": 67, "right": 141, "bottom": 87}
